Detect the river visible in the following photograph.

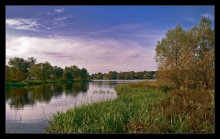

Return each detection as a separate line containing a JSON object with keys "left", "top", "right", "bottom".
{"left": 5, "top": 80, "right": 150, "bottom": 133}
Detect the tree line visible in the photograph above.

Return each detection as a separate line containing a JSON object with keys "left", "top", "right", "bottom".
{"left": 156, "top": 17, "right": 214, "bottom": 90}
{"left": 6, "top": 57, "right": 89, "bottom": 82}
{"left": 90, "top": 71, "right": 155, "bottom": 80}
{"left": 6, "top": 57, "right": 155, "bottom": 82}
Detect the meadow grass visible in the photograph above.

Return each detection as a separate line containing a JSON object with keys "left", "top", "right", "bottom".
{"left": 46, "top": 81, "right": 214, "bottom": 133}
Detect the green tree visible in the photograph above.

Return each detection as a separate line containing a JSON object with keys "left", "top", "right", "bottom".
{"left": 41, "top": 62, "right": 53, "bottom": 80}
{"left": 117, "top": 72, "right": 125, "bottom": 79}
{"left": 27, "top": 57, "right": 36, "bottom": 80}
{"left": 8, "top": 57, "right": 33, "bottom": 73}
{"left": 53, "top": 66, "right": 64, "bottom": 79}
{"left": 64, "top": 72, "right": 73, "bottom": 81}
{"left": 156, "top": 25, "right": 188, "bottom": 89}
{"left": 108, "top": 71, "right": 117, "bottom": 79}
{"left": 103, "top": 73, "right": 108, "bottom": 80}
{"left": 6, "top": 65, "right": 13, "bottom": 81}
{"left": 29, "top": 63, "right": 42, "bottom": 79}
{"left": 27, "top": 57, "right": 36, "bottom": 67}
{"left": 70, "top": 65, "right": 80, "bottom": 79}
{"left": 8, "top": 57, "right": 36, "bottom": 81}
{"left": 64, "top": 67, "right": 74, "bottom": 81}
{"left": 8, "top": 57, "right": 26, "bottom": 72}
{"left": 80, "top": 68, "right": 89, "bottom": 80}
{"left": 96, "top": 72, "right": 103, "bottom": 79}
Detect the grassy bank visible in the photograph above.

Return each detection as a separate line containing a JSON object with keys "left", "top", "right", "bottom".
{"left": 6, "top": 79, "right": 90, "bottom": 88}
{"left": 46, "top": 81, "right": 214, "bottom": 133}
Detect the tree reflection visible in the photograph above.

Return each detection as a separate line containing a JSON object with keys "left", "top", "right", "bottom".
{"left": 5, "top": 82, "right": 89, "bottom": 108}
{"left": 6, "top": 88, "right": 34, "bottom": 108}
{"left": 64, "top": 82, "right": 89, "bottom": 96}
{"left": 91, "top": 81, "right": 116, "bottom": 88}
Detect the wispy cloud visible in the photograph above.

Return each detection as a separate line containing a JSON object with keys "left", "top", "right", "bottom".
{"left": 6, "top": 15, "right": 71, "bottom": 32}
{"left": 54, "top": 8, "right": 64, "bottom": 14}
{"left": 86, "top": 23, "right": 144, "bottom": 35}
{"left": 44, "top": 9, "right": 71, "bottom": 28}
{"left": 46, "top": 8, "right": 64, "bottom": 15}
{"left": 6, "top": 35, "right": 157, "bottom": 73}
{"left": 54, "top": 15, "right": 72, "bottom": 22}
{"left": 201, "top": 12, "right": 214, "bottom": 20}
{"left": 54, "top": 16, "right": 67, "bottom": 21}
{"left": 6, "top": 18, "right": 40, "bottom": 31}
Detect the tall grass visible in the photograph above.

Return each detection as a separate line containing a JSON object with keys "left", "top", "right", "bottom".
{"left": 46, "top": 81, "right": 214, "bottom": 133}
{"left": 126, "top": 90, "right": 214, "bottom": 133}
{"left": 115, "top": 81, "right": 174, "bottom": 94}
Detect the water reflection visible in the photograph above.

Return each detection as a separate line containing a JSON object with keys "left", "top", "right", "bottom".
{"left": 64, "top": 82, "right": 89, "bottom": 95}
{"left": 90, "top": 81, "right": 117, "bottom": 88}
{"left": 6, "top": 82, "right": 89, "bottom": 109}
{"left": 6, "top": 80, "right": 146, "bottom": 133}
{"left": 93, "top": 90, "right": 114, "bottom": 94}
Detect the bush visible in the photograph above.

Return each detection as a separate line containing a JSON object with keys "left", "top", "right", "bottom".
{"left": 159, "top": 84, "right": 174, "bottom": 93}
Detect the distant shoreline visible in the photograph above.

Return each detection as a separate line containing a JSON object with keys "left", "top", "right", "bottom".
{"left": 6, "top": 79, "right": 91, "bottom": 88}
{"left": 6, "top": 79, "right": 156, "bottom": 88}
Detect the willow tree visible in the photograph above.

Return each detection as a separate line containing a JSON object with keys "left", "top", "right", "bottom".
{"left": 155, "top": 17, "right": 214, "bottom": 90}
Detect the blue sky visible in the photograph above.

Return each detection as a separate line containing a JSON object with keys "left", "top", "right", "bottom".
{"left": 6, "top": 6, "right": 214, "bottom": 74}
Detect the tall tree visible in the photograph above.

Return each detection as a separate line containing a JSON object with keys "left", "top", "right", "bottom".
{"left": 96, "top": 72, "right": 103, "bottom": 79}
{"left": 8, "top": 57, "right": 29, "bottom": 73}
{"left": 70, "top": 65, "right": 80, "bottom": 79}
{"left": 108, "top": 71, "right": 117, "bottom": 79}
{"left": 41, "top": 62, "right": 53, "bottom": 80}
{"left": 155, "top": 17, "right": 214, "bottom": 90}
{"left": 80, "top": 68, "right": 89, "bottom": 80}
{"left": 29, "top": 63, "right": 43, "bottom": 80}
{"left": 186, "top": 17, "right": 214, "bottom": 89}
{"left": 53, "top": 66, "right": 64, "bottom": 79}
{"left": 156, "top": 25, "right": 187, "bottom": 89}
{"left": 64, "top": 67, "right": 74, "bottom": 81}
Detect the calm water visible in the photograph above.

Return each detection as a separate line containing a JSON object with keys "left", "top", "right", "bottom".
{"left": 5, "top": 80, "right": 148, "bottom": 133}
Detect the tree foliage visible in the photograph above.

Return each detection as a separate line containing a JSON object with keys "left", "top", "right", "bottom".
{"left": 6, "top": 57, "right": 89, "bottom": 82}
{"left": 80, "top": 68, "right": 89, "bottom": 80}
{"left": 155, "top": 17, "right": 214, "bottom": 90}
{"left": 53, "top": 66, "right": 64, "bottom": 79}
{"left": 90, "top": 71, "right": 155, "bottom": 80}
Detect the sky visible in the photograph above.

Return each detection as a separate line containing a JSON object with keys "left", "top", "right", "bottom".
{"left": 6, "top": 6, "right": 214, "bottom": 74}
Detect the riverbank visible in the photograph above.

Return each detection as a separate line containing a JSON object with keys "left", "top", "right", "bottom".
{"left": 6, "top": 79, "right": 90, "bottom": 88}
{"left": 46, "top": 81, "right": 214, "bottom": 133}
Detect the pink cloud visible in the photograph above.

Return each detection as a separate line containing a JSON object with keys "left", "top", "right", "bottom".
{"left": 6, "top": 35, "right": 157, "bottom": 74}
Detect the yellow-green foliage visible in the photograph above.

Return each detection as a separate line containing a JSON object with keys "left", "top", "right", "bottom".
{"left": 46, "top": 82, "right": 214, "bottom": 133}
{"left": 156, "top": 18, "right": 214, "bottom": 90}
{"left": 116, "top": 81, "right": 175, "bottom": 94}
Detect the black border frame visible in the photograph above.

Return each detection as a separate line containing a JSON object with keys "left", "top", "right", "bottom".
{"left": 1, "top": 0, "right": 218, "bottom": 138}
